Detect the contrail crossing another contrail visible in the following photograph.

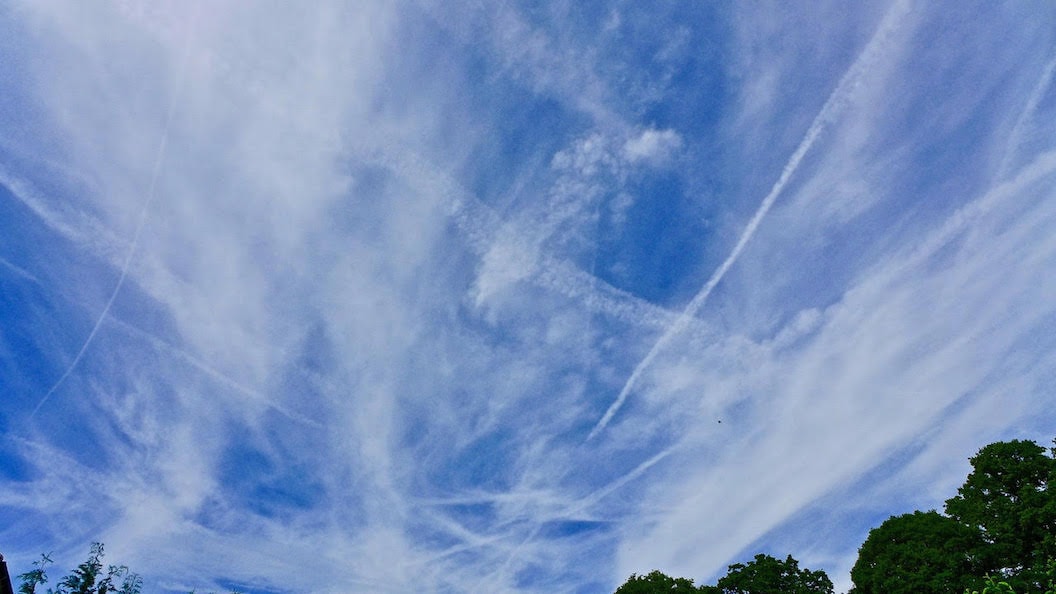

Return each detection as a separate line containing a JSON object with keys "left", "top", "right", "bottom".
{"left": 588, "top": 0, "right": 912, "bottom": 440}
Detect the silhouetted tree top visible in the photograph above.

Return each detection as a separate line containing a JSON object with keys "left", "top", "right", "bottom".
{"left": 849, "top": 510, "right": 983, "bottom": 594}
{"left": 615, "top": 569, "right": 707, "bottom": 593}
{"left": 614, "top": 554, "right": 833, "bottom": 594}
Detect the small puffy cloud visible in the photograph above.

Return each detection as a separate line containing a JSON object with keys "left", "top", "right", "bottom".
{"left": 623, "top": 127, "right": 683, "bottom": 165}
{"left": 551, "top": 132, "right": 614, "bottom": 178}
{"left": 472, "top": 235, "right": 539, "bottom": 307}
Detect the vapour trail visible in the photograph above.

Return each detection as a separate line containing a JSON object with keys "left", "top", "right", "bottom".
{"left": 109, "top": 317, "right": 324, "bottom": 428}
{"left": 587, "top": 0, "right": 911, "bottom": 440}
{"left": 573, "top": 446, "right": 676, "bottom": 512}
{"left": 475, "top": 443, "right": 677, "bottom": 591}
{"left": 359, "top": 144, "right": 714, "bottom": 337}
{"left": 30, "top": 19, "right": 195, "bottom": 419}
{"left": 0, "top": 166, "right": 125, "bottom": 259}
{"left": 871, "top": 147, "right": 1056, "bottom": 292}
{"left": 997, "top": 53, "right": 1056, "bottom": 180}
{"left": 0, "top": 254, "right": 40, "bottom": 285}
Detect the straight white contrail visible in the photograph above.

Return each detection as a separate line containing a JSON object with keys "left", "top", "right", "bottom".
{"left": 30, "top": 129, "right": 174, "bottom": 418}
{"left": 109, "top": 316, "right": 324, "bottom": 428}
{"left": 574, "top": 446, "right": 675, "bottom": 511}
{"left": 588, "top": 0, "right": 911, "bottom": 440}
{"left": 0, "top": 254, "right": 40, "bottom": 285}
{"left": 997, "top": 53, "right": 1056, "bottom": 181}
{"left": 361, "top": 144, "right": 714, "bottom": 337}
{"left": 31, "top": 20, "right": 196, "bottom": 419}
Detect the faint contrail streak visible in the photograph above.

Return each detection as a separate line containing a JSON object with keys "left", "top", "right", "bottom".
{"left": 475, "top": 444, "right": 677, "bottom": 591}
{"left": 588, "top": 0, "right": 911, "bottom": 440}
{"left": 0, "top": 255, "right": 40, "bottom": 285}
{"left": 109, "top": 317, "right": 324, "bottom": 428}
{"left": 359, "top": 144, "right": 715, "bottom": 338}
{"left": 997, "top": 53, "right": 1056, "bottom": 180}
{"left": 574, "top": 446, "right": 676, "bottom": 511}
{"left": 30, "top": 19, "right": 196, "bottom": 419}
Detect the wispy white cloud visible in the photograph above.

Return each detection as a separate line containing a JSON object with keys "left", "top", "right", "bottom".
{"left": 1, "top": 2, "right": 1054, "bottom": 593}
{"left": 589, "top": 0, "right": 913, "bottom": 440}
{"left": 614, "top": 114, "right": 1056, "bottom": 590}
{"left": 622, "top": 128, "right": 682, "bottom": 165}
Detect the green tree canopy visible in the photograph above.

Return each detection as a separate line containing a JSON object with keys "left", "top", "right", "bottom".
{"left": 17, "top": 543, "right": 140, "bottom": 594}
{"left": 849, "top": 510, "right": 983, "bottom": 594}
{"left": 714, "top": 553, "right": 833, "bottom": 594}
{"left": 15, "top": 544, "right": 241, "bottom": 594}
{"left": 613, "top": 555, "right": 832, "bottom": 594}
{"left": 614, "top": 569, "right": 706, "bottom": 594}
{"left": 944, "top": 439, "right": 1056, "bottom": 588}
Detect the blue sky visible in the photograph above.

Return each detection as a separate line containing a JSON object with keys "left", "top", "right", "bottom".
{"left": 1, "top": 1, "right": 1055, "bottom": 592}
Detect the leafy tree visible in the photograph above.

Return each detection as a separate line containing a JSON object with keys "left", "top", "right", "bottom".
{"left": 964, "top": 558, "right": 1056, "bottom": 594}
{"left": 614, "top": 569, "right": 707, "bottom": 593}
{"left": 17, "top": 544, "right": 140, "bottom": 594}
{"left": 14, "top": 543, "right": 243, "bottom": 594}
{"left": 612, "top": 555, "right": 834, "bottom": 594}
{"left": 849, "top": 510, "right": 983, "bottom": 594}
{"left": 945, "top": 439, "right": 1056, "bottom": 589}
{"left": 714, "top": 554, "right": 833, "bottom": 594}
{"left": 16, "top": 554, "right": 51, "bottom": 594}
